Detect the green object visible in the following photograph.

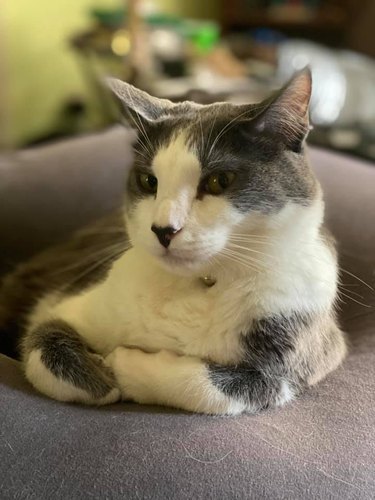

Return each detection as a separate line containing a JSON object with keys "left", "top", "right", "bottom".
{"left": 185, "top": 21, "right": 219, "bottom": 55}
{"left": 146, "top": 13, "right": 219, "bottom": 55}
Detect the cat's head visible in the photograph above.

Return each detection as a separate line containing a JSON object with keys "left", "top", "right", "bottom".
{"left": 107, "top": 70, "right": 320, "bottom": 276}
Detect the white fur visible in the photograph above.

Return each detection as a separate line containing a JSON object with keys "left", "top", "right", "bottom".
{"left": 27, "top": 133, "right": 337, "bottom": 414}
{"left": 152, "top": 132, "right": 201, "bottom": 230}
{"left": 105, "top": 347, "right": 246, "bottom": 415}
{"left": 275, "top": 380, "right": 295, "bottom": 407}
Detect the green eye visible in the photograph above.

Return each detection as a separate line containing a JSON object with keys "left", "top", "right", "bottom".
{"left": 205, "top": 172, "right": 235, "bottom": 195}
{"left": 137, "top": 173, "right": 158, "bottom": 194}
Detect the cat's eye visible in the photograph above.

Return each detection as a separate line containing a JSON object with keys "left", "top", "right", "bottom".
{"left": 205, "top": 172, "right": 235, "bottom": 195}
{"left": 137, "top": 173, "right": 158, "bottom": 194}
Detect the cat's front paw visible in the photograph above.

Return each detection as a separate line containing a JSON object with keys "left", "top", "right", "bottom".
{"left": 105, "top": 347, "right": 179, "bottom": 405}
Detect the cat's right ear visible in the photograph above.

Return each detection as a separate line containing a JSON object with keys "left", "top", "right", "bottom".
{"left": 252, "top": 68, "right": 312, "bottom": 152}
{"left": 105, "top": 78, "right": 176, "bottom": 123}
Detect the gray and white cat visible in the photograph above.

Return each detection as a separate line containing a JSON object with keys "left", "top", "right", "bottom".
{"left": 0, "top": 69, "right": 347, "bottom": 414}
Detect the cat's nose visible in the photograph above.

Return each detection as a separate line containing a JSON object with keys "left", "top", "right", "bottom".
{"left": 151, "top": 225, "right": 180, "bottom": 248}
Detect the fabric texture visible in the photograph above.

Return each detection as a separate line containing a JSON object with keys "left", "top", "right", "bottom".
{"left": 0, "top": 129, "right": 374, "bottom": 499}
{"left": 0, "top": 127, "right": 135, "bottom": 271}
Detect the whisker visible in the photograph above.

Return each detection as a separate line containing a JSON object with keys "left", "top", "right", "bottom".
{"left": 199, "top": 112, "right": 204, "bottom": 157}
{"left": 133, "top": 148, "right": 150, "bottom": 161}
{"left": 59, "top": 247, "right": 127, "bottom": 292}
{"left": 125, "top": 87, "right": 154, "bottom": 156}
{"left": 221, "top": 248, "right": 265, "bottom": 272}
{"left": 227, "top": 242, "right": 276, "bottom": 259}
{"left": 133, "top": 133, "right": 153, "bottom": 157}
{"left": 207, "top": 106, "right": 260, "bottom": 159}
{"left": 76, "top": 227, "right": 126, "bottom": 234}
{"left": 220, "top": 251, "right": 262, "bottom": 274}
{"left": 339, "top": 287, "right": 366, "bottom": 300}
{"left": 230, "top": 232, "right": 272, "bottom": 238}
{"left": 206, "top": 106, "right": 219, "bottom": 158}
{"left": 49, "top": 242, "right": 129, "bottom": 276}
{"left": 338, "top": 291, "right": 372, "bottom": 309}
{"left": 224, "top": 247, "right": 268, "bottom": 265}
{"left": 228, "top": 237, "right": 275, "bottom": 248}
{"left": 229, "top": 233, "right": 274, "bottom": 241}
{"left": 339, "top": 268, "right": 374, "bottom": 292}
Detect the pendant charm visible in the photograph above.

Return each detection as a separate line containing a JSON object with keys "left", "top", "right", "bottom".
{"left": 200, "top": 275, "right": 216, "bottom": 287}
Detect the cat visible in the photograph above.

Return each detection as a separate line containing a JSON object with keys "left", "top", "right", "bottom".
{"left": 0, "top": 68, "right": 347, "bottom": 414}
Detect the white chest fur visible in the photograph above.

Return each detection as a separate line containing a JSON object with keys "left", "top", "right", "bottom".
{"left": 35, "top": 248, "right": 249, "bottom": 364}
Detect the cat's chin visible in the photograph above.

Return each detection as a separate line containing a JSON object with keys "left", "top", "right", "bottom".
{"left": 156, "top": 253, "right": 210, "bottom": 277}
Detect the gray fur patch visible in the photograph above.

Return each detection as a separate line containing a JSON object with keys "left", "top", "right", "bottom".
{"left": 208, "top": 312, "right": 310, "bottom": 411}
{"left": 209, "top": 310, "right": 346, "bottom": 411}
{"left": 23, "top": 319, "right": 116, "bottom": 399}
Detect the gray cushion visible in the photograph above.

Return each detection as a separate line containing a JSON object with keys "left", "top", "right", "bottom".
{"left": 0, "top": 130, "right": 374, "bottom": 499}
{"left": 0, "top": 127, "right": 135, "bottom": 268}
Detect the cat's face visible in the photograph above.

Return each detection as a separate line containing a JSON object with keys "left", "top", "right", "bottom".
{"left": 108, "top": 70, "right": 318, "bottom": 275}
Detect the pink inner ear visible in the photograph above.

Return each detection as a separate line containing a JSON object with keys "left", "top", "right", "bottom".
{"left": 277, "top": 69, "right": 312, "bottom": 119}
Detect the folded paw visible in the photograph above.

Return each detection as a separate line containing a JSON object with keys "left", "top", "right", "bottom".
{"left": 105, "top": 347, "right": 180, "bottom": 404}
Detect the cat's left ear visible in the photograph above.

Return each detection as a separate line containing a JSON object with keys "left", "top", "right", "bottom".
{"left": 253, "top": 68, "right": 312, "bottom": 152}
{"left": 105, "top": 77, "right": 176, "bottom": 122}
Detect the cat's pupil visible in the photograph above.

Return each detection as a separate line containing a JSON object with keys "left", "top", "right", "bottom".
{"left": 218, "top": 173, "right": 230, "bottom": 189}
{"left": 148, "top": 175, "right": 157, "bottom": 189}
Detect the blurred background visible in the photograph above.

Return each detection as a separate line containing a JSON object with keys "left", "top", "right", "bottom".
{"left": 1, "top": 0, "right": 374, "bottom": 159}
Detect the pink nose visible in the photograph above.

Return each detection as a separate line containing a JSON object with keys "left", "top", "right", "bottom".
{"left": 151, "top": 225, "right": 180, "bottom": 248}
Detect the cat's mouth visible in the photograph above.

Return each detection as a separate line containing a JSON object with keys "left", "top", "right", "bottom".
{"left": 163, "top": 252, "right": 197, "bottom": 266}
{"left": 159, "top": 249, "right": 207, "bottom": 273}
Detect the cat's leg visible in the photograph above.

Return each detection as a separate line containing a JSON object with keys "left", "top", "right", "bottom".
{"left": 22, "top": 320, "right": 120, "bottom": 405}
{"left": 105, "top": 313, "right": 310, "bottom": 414}
{"left": 105, "top": 313, "right": 345, "bottom": 415}
{"left": 105, "top": 347, "right": 295, "bottom": 415}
